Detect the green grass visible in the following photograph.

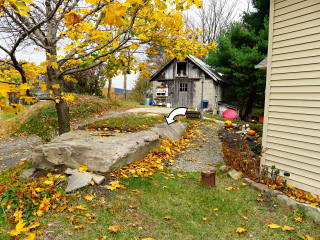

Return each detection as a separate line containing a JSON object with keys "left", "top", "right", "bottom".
{"left": 3, "top": 170, "right": 315, "bottom": 240}
{"left": 7, "top": 95, "right": 138, "bottom": 141}
{"left": 82, "top": 114, "right": 166, "bottom": 132}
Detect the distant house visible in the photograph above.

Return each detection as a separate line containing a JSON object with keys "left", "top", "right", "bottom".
{"left": 256, "top": 0, "right": 320, "bottom": 195}
{"left": 149, "top": 55, "right": 226, "bottom": 109}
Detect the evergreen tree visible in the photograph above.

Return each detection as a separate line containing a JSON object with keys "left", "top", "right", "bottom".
{"left": 206, "top": 0, "right": 269, "bottom": 118}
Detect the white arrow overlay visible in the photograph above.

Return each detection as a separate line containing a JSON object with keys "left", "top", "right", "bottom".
{"left": 165, "top": 107, "right": 188, "bottom": 125}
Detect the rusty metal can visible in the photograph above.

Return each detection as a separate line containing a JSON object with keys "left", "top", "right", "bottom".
{"left": 201, "top": 169, "right": 216, "bottom": 187}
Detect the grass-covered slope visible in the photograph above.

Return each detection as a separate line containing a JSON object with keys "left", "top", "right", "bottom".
{"left": 3, "top": 95, "right": 138, "bottom": 141}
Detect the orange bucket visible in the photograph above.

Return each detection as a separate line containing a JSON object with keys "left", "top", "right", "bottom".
{"left": 201, "top": 169, "right": 216, "bottom": 187}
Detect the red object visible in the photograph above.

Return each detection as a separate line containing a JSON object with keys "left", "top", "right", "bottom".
{"left": 222, "top": 109, "right": 238, "bottom": 120}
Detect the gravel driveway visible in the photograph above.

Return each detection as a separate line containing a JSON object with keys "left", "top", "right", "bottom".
{"left": 170, "top": 121, "right": 224, "bottom": 172}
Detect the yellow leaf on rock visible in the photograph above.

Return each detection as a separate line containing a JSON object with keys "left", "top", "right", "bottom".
{"left": 268, "top": 223, "right": 281, "bottom": 229}
{"left": 78, "top": 164, "right": 88, "bottom": 172}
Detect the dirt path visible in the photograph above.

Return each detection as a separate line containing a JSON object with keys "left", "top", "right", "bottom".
{"left": 170, "top": 121, "right": 224, "bottom": 172}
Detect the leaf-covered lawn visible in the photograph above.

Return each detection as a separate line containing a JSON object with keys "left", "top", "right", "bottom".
{"left": 1, "top": 166, "right": 319, "bottom": 239}
{"left": 0, "top": 121, "right": 319, "bottom": 240}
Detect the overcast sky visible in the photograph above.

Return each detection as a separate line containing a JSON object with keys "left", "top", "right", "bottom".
{"left": 0, "top": 0, "right": 253, "bottom": 90}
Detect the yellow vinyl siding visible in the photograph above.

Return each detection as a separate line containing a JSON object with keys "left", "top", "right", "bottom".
{"left": 263, "top": 0, "right": 320, "bottom": 195}
{"left": 267, "top": 136, "right": 320, "bottom": 153}
{"left": 272, "top": 48, "right": 320, "bottom": 61}
{"left": 272, "top": 64, "right": 320, "bottom": 74}
{"left": 274, "top": 3, "right": 320, "bottom": 23}
{"left": 272, "top": 56, "right": 320, "bottom": 68}
{"left": 268, "top": 112, "right": 320, "bottom": 123}
{"left": 273, "top": 26, "right": 320, "bottom": 42}
{"left": 269, "top": 99, "right": 320, "bottom": 108}
{"left": 273, "top": 41, "right": 320, "bottom": 55}
{"left": 274, "top": 20, "right": 320, "bottom": 37}
{"left": 274, "top": 12, "right": 320, "bottom": 29}
{"left": 275, "top": 0, "right": 307, "bottom": 10}
{"left": 269, "top": 92, "right": 320, "bottom": 100}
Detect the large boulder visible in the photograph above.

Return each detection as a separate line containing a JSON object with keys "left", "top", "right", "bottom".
{"left": 150, "top": 122, "right": 188, "bottom": 141}
{"left": 32, "top": 130, "right": 160, "bottom": 172}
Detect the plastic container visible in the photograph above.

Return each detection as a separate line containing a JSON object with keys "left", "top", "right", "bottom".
{"left": 203, "top": 100, "right": 209, "bottom": 109}
{"left": 144, "top": 98, "right": 150, "bottom": 105}
{"left": 201, "top": 169, "right": 216, "bottom": 187}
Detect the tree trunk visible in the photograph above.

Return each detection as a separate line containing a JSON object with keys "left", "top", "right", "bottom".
{"left": 55, "top": 99, "right": 70, "bottom": 135}
{"left": 107, "top": 78, "right": 112, "bottom": 99}
{"left": 123, "top": 74, "right": 127, "bottom": 100}
{"left": 243, "top": 90, "right": 257, "bottom": 120}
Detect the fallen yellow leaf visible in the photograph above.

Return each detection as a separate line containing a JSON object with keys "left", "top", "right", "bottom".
{"left": 268, "top": 223, "right": 281, "bottom": 229}
{"left": 242, "top": 216, "right": 248, "bottom": 220}
{"left": 78, "top": 164, "right": 88, "bottom": 172}
{"left": 282, "top": 225, "right": 295, "bottom": 231}
{"left": 236, "top": 227, "right": 247, "bottom": 235}
{"left": 76, "top": 205, "right": 87, "bottom": 211}
{"left": 108, "top": 225, "right": 121, "bottom": 233}
{"left": 202, "top": 217, "right": 207, "bottom": 221}
{"left": 164, "top": 216, "right": 171, "bottom": 220}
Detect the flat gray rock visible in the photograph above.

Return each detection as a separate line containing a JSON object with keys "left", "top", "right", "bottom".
{"left": 298, "top": 203, "right": 320, "bottom": 221}
{"left": 228, "top": 170, "right": 241, "bottom": 180}
{"left": 20, "top": 168, "right": 36, "bottom": 181}
{"left": 265, "top": 189, "right": 283, "bottom": 197}
{"left": 276, "top": 194, "right": 298, "bottom": 207}
{"left": 65, "top": 168, "right": 78, "bottom": 175}
{"left": 150, "top": 122, "right": 187, "bottom": 141}
{"left": 65, "top": 172, "right": 93, "bottom": 192}
{"left": 32, "top": 130, "right": 160, "bottom": 172}
{"left": 219, "top": 165, "right": 228, "bottom": 171}
{"left": 92, "top": 174, "right": 105, "bottom": 185}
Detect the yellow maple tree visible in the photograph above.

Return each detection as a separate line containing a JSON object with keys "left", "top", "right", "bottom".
{"left": 0, "top": 0, "right": 215, "bottom": 136}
